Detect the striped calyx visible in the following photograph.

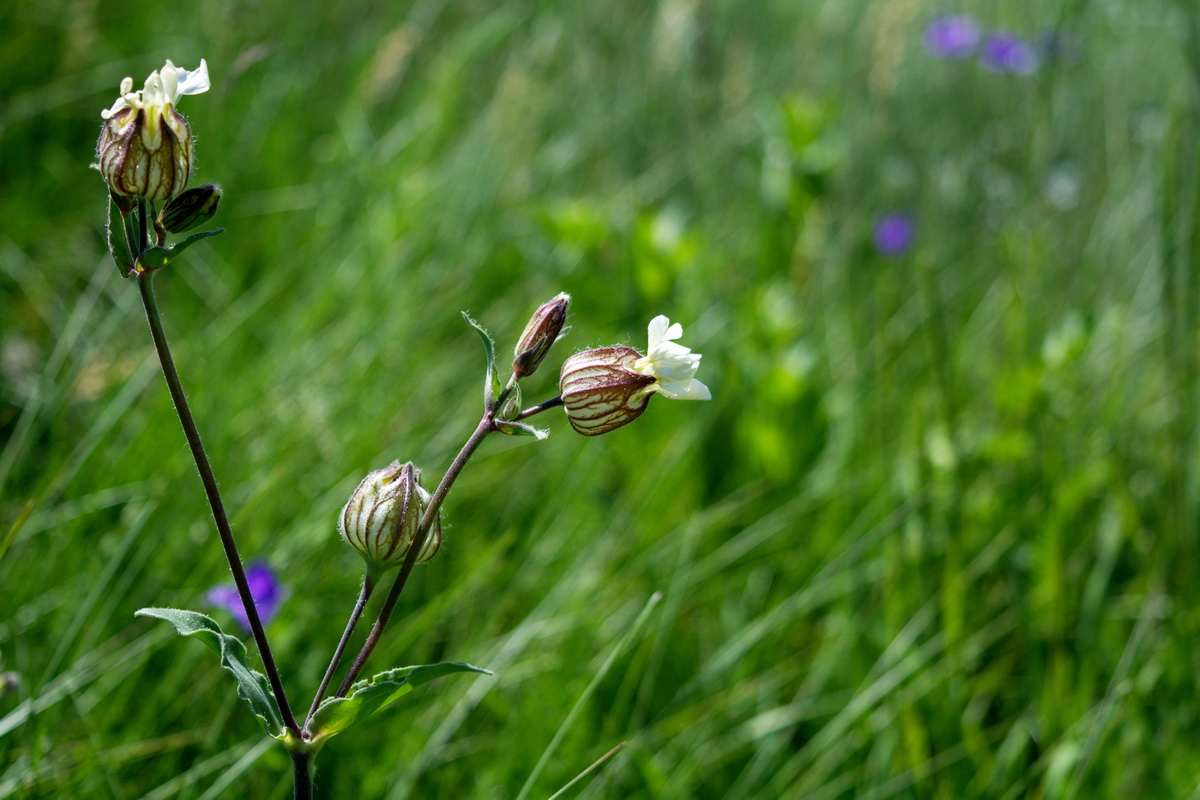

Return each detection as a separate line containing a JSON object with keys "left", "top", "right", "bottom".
{"left": 97, "top": 104, "right": 193, "bottom": 202}
{"left": 559, "top": 346, "right": 655, "bottom": 436}
{"left": 339, "top": 461, "right": 441, "bottom": 571}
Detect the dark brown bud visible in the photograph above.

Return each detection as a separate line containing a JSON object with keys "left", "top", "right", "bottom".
{"left": 513, "top": 293, "right": 570, "bottom": 379}
{"left": 158, "top": 184, "right": 222, "bottom": 233}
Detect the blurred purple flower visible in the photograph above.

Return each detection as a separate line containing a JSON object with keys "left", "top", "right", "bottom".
{"left": 980, "top": 33, "right": 1038, "bottom": 75}
{"left": 874, "top": 213, "right": 916, "bottom": 257}
{"left": 207, "top": 562, "right": 284, "bottom": 632}
{"left": 924, "top": 15, "right": 981, "bottom": 59}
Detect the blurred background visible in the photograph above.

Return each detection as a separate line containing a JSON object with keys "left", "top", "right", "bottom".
{"left": 3, "top": 0, "right": 1199, "bottom": 797}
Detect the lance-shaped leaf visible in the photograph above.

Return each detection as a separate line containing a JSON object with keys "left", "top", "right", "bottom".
{"left": 135, "top": 228, "right": 224, "bottom": 272}
{"left": 136, "top": 607, "right": 285, "bottom": 738}
{"left": 463, "top": 312, "right": 501, "bottom": 411}
{"left": 309, "top": 662, "right": 490, "bottom": 741}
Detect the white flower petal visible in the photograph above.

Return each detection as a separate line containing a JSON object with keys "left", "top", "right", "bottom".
{"left": 159, "top": 61, "right": 180, "bottom": 104}
{"left": 632, "top": 315, "right": 711, "bottom": 402}
{"left": 175, "top": 60, "right": 211, "bottom": 97}
{"left": 141, "top": 70, "right": 167, "bottom": 109}
{"left": 646, "top": 315, "right": 670, "bottom": 350}
{"left": 652, "top": 340, "right": 692, "bottom": 360}
{"left": 100, "top": 96, "right": 129, "bottom": 119}
{"left": 102, "top": 76, "right": 136, "bottom": 118}
{"left": 100, "top": 60, "right": 209, "bottom": 120}
{"left": 656, "top": 378, "right": 711, "bottom": 401}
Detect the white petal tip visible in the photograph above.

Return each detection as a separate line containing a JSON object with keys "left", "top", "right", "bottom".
{"left": 178, "top": 59, "right": 211, "bottom": 96}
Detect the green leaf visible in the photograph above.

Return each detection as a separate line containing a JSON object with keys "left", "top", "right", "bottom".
{"left": 171, "top": 227, "right": 224, "bottom": 252}
{"left": 136, "top": 246, "right": 173, "bottom": 270}
{"left": 135, "top": 607, "right": 286, "bottom": 738}
{"left": 134, "top": 229, "right": 224, "bottom": 272}
{"left": 105, "top": 197, "right": 135, "bottom": 274}
{"left": 462, "top": 312, "right": 501, "bottom": 410}
{"left": 495, "top": 420, "right": 549, "bottom": 440}
{"left": 309, "top": 661, "right": 490, "bottom": 741}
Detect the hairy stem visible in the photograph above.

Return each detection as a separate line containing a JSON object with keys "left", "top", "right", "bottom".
{"left": 305, "top": 574, "right": 376, "bottom": 728}
{"left": 136, "top": 270, "right": 300, "bottom": 737}
{"left": 516, "top": 395, "right": 563, "bottom": 420}
{"left": 137, "top": 199, "right": 149, "bottom": 254}
{"left": 335, "top": 415, "right": 495, "bottom": 695}
{"left": 291, "top": 750, "right": 314, "bottom": 800}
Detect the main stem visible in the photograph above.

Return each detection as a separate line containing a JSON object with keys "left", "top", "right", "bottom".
{"left": 136, "top": 268, "right": 300, "bottom": 738}
{"left": 335, "top": 415, "right": 495, "bottom": 695}
{"left": 290, "top": 750, "right": 314, "bottom": 800}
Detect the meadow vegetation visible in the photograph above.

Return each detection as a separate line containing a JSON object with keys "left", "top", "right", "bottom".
{"left": 2, "top": 0, "right": 1200, "bottom": 797}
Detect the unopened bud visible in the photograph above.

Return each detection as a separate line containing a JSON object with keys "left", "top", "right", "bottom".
{"left": 513, "top": 293, "right": 570, "bottom": 379}
{"left": 500, "top": 393, "right": 522, "bottom": 422}
{"left": 339, "top": 461, "right": 441, "bottom": 572}
{"left": 158, "top": 184, "right": 221, "bottom": 233}
{"left": 559, "top": 346, "right": 655, "bottom": 435}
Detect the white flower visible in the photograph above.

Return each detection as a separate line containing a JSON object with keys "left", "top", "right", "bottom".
{"left": 97, "top": 60, "right": 210, "bottom": 202}
{"left": 101, "top": 60, "right": 210, "bottom": 150}
{"left": 559, "top": 314, "right": 711, "bottom": 436}
{"left": 632, "top": 315, "right": 711, "bottom": 400}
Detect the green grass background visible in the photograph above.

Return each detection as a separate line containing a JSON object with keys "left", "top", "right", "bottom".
{"left": 3, "top": 0, "right": 1200, "bottom": 797}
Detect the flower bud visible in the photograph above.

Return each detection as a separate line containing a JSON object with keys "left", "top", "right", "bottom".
{"left": 559, "top": 346, "right": 655, "bottom": 435}
{"left": 339, "top": 461, "right": 441, "bottom": 571}
{"left": 96, "top": 60, "right": 210, "bottom": 202}
{"left": 513, "top": 293, "right": 570, "bottom": 379}
{"left": 158, "top": 184, "right": 222, "bottom": 233}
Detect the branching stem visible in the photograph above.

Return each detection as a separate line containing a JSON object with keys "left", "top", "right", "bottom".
{"left": 305, "top": 574, "right": 376, "bottom": 728}
{"left": 335, "top": 414, "right": 495, "bottom": 695}
{"left": 516, "top": 395, "right": 563, "bottom": 420}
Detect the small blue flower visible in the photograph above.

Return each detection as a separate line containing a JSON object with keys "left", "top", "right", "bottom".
{"left": 980, "top": 33, "right": 1038, "bottom": 75}
{"left": 207, "top": 562, "right": 284, "bottom": 632}
{"left": 924, "top": 15, "right": 981, "bottom": 59}
{"left": 874, "top": 213, "right": 916, "bottom": 258}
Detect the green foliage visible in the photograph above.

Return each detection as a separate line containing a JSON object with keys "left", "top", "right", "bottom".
{"left": 135, "top": 228, "right": 224, "bottom": 273}
{"left": 135, "top": 608, "right": 285, "bottom": 739}
{"left": 309, "top": 662, "right": 490, "bottom": 743}
{"left": 462, "top": 312, "right": 501, "bottom": 412}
